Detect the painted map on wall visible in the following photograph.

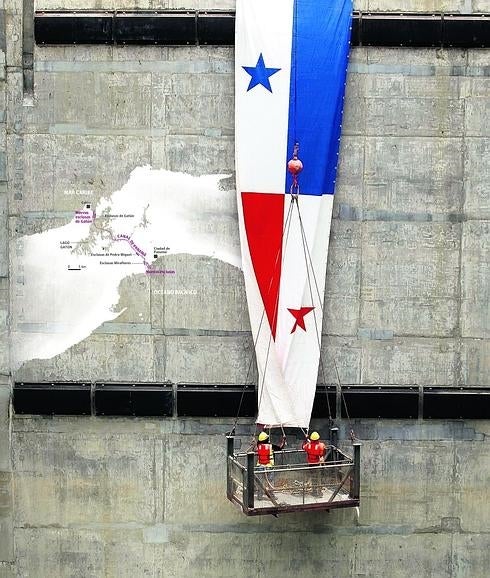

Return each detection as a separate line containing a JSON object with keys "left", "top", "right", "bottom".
{"left": 11, "top": 168, "right": 240, "bottom": 369}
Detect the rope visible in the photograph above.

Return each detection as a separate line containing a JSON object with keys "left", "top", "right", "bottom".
{"left": 334, "top": 355, "right": 356, "bottom": 442}
{"left": 256, "top": 198, "right": 294, "bottom": 425}
{"left": 232, "top": 192, "right": 357, "bottom": 443}
{"left": 295, "top": 200, "right": 332, "bottom": 422}
{"left": 295, "top": 198, "right": 357, "bottom": 440}
{"left": 293, "top": 0, "right": 298, "bottom": 144}
{"left": 229, "top": 198, "right": 295, "bottom": 438}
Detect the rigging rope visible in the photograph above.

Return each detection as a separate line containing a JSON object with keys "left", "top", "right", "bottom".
{"left": 231, "top": 190, "right": 357, "bottom": 444}
{"left": 334, "top": 356, "right": 356, "bottom": 441}
{"left": 229, "top": 198, "right": 295, "bottom": 438}
{"left": 295, "top": 197, "right": 357, "bottom": 441}
{"left": 295, "top": 198, "right": 332, "bottom": 423}
{"left": 255, "top": 197, "right": 295, "bottom": 437}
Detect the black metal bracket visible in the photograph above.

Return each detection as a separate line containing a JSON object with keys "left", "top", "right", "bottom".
{"left": 13, "top": 382, "right": 490, "bottom": 419}
{"left": 34, "top": 11, "right": 490, "bottom": 48}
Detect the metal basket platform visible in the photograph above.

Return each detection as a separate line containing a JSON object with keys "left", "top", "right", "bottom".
{"left": 226, "top": 437, "right": 361, "bottom": 516}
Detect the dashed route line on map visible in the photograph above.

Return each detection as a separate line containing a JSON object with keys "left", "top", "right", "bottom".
{"left": 87, "top": 217, "right": 172, "bottom": 275}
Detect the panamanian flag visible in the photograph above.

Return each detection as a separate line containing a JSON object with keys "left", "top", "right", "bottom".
{"left": 235, "top": 0, "right": 352, "bottom": 428}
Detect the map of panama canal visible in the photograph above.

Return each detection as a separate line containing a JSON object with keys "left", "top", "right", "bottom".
{"left": 11, "top": 167, "right": 241, "bottom": 369}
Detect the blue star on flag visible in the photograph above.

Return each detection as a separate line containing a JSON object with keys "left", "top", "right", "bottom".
{"left": 242, "top": 53, "right": 281, "bottom": 93}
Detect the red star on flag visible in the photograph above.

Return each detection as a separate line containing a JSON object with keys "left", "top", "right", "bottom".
{"left": 287, "top": 307, "right": 315, "bottom": 333}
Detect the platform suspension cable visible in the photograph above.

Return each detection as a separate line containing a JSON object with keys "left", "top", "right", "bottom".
{"left": 229, "top": 198, "right": 296, "bottom": 440}
{"left": 295, "top": 197, "right": 358, "bottom": 442}
{"left": 287, "top": 141, "right": 334, "bottom": 428}
{"left": 254, "top": 197, "right": 296, "bottom": 444}
{"left": 334, "top": 357, "right": 357, "bottom": 442}
{"left": 295, "top": 197, "right": 333, "bottom": 423}
{"left": 232, "top": 199, "right": 295, "bottom": 431}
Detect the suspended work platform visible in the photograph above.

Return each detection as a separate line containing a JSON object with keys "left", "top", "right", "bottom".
{"left": 226, "top": 437, "right": 361, "bottom": 516}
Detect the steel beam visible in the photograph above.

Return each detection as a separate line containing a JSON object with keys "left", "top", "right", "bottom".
{"left": 34, "top": 11, "right": 490, "bottom": 48}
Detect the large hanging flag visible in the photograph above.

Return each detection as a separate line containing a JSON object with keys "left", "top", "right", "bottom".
{"left": 235, "top": 0, "right": 352, "bottom": 428}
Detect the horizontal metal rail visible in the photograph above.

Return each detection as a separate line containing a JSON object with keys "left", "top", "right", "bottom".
{"left": 228, "top": 456, "right": 246, "bottom": 472}
{"left": 251, "top": 462, "right": 354, "bottom": 475}
{"left": 234, "top": 447, "right": 354, "bottom": 461}
{"left": 245, "top": 499, "right": 360, "bottom": 516}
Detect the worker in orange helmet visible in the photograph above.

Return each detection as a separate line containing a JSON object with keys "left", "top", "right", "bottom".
{"left": 302, "top": 431, "right": 327, "bottom": 497}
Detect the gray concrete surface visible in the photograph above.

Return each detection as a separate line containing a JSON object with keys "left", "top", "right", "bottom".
{"left": 1, "top": 2, "right": 11, "bottom": 574}
{"left": 1, "top": 0, "right": 489, "bottom": 576}
{"left": 6, "top": 417, "right": 490, "bottom": 578}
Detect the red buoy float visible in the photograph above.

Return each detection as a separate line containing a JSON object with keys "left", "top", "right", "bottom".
{"left": 287, "top": 157, "right": 303, "bottom": 176}
{"left": 288, "top": 142, "right": 302, "bottom": 197}
{"left": 288, "top": 141, "right": 303, "bottom": 178}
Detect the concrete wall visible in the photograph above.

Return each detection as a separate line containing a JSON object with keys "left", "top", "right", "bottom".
{"left": 6, "top": 418, "right": 490, "bottom": 578}
{"left": 1, "top": 2, "right": 12, "bottom": 577}
{"left": 1, "top": 1, "right": 489, "bottom": 577}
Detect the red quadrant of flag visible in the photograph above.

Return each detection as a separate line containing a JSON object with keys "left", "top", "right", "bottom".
{"left": 241, "top": 192, "right": 284, "bottom": 338}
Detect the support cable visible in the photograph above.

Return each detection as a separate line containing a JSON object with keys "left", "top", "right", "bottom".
{"left": 334, "top": 357, "right": 357, "bottom": 441}
{"left": 229, "top": 198, "right": 295, "bottom": 437}
{"left": 295, "top": 200, "right": 332, "bottom": 422}
{"left": 295, "top": 200, "right": 357, "bottom": 441}
{"left": 255, "top": 197, "right": 295, "bottom": 439}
